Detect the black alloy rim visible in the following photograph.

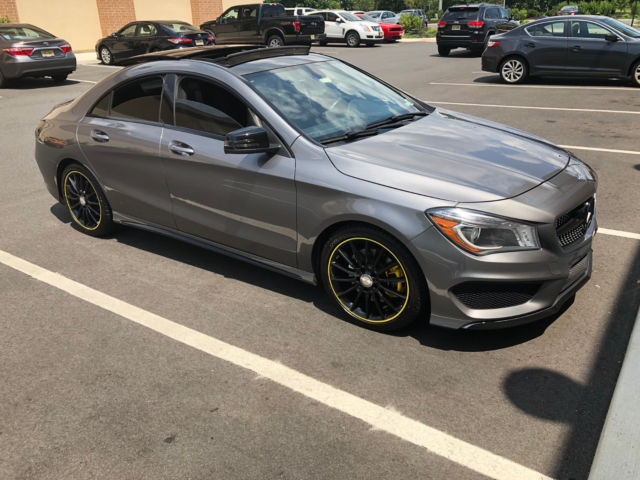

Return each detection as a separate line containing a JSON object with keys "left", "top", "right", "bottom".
{"left": 64, "top": 172, "right": 101, "bottom": 230}
{"left": 328, "top": 238, "right": 409, "bottom": 323}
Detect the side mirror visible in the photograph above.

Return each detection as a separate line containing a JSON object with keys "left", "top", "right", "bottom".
{"left": 604, "top": 34, "right": 619, "bottom": 42}
{"left": 224, "top": 126, "right": 280, "bottom": 155}
{"left": 110, "top": 32, "right": 118, "bottom": 37}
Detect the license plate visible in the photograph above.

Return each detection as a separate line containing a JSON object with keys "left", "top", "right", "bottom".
{"left": 452, "top": 25, "right": 461, "bottom": 31}
{"left": 195, "top": 40, "right": 204, "bottom": 46}
{"left": 310, "top": 34, "right": 315, "bottom": 39}
{"left": 377, "top": 33, "right": 383, "bottom": 37}
{"left": 41, "top": 49, "right": 55, "bottom": 57}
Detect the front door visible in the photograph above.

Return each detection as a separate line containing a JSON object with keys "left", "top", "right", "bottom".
{"left": 110, "top": 23, "right": 139, "bottom": 61}
{"left": 160, "top": 74, "right": 297, "bottom": 266}
{"left": 323, "top": 12, "right": 343, "bottom": 39}
{"left": 567, "top": 21, "right": 628, "bottom": 75}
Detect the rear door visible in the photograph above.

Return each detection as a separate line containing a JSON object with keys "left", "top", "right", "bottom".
{"left": 76, "top": 75, "right": 174, "bottom": 227}
{"left": 522, "top": 20, "right": 569, "bottom": 73}
{"left": 135, "top": 23, "right": 157, "bottom": 55}
{"left": 238, "top": 5, "right": 260, "bottom": 43}
{"left": 567, "top": 20, "right": 628, "bottom": 75}
{"left": 160, "top": 74, "right": 297, "bottom": 266}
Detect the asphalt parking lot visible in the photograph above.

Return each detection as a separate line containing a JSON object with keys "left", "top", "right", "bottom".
{"left": 1, "top": 42, "right": 639, "bottom": 480}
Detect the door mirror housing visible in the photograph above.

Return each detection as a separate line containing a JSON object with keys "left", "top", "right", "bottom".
{"left": 604, "top": 33, "right": 619, "bottom": 42}
{"left": 224, "top": 126, "right": 280, "bottom": 155}
{"left": 110, "top": 32, "right": 118, "bottom": 38}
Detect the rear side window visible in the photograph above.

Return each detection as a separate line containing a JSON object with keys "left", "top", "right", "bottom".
{"left": 174, "top": 77, "right": 253, "bottom": 137}
{"left": 89, "top": 93, "right": 111, "bottom": 117}
{"left": 111, "top": 76, "right": 164, "bottom": 123}
{"left": 485, "top": 8, "right": 500, "bottom": 19}
{"left": 160, "top": 22, "right": 198, "bottom": 33}
{"left": 442, "top": 8, "right": 479, "bottom": 21}
{"left": 0, "top": 25, "right": 53, "bottom": 40}
{"left": 571, "top": 21, "right": 610, "bottom": 39}
{"left": 526, "top": 21, "right": 566, "bottom": 37}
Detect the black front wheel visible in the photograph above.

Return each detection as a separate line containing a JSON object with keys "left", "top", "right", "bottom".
{"left": 631, "top": 60, "right": 640, "bottom": 88}
{"left": 61, "top": 164, "right": 115, "bottom": 237}
{"left": 320, "top": 227, "right": 428, "bottom": 331}
{"left": 346, "top": 31, "right": 360, "bottom": 48}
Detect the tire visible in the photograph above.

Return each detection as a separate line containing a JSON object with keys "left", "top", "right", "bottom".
{"left": 437, "top": 45, "right": 450, "bottom": 57}
{"left": 266, "top": 34, "right": 284, "bottom": 48}
{"left": 499, "top": 56, "right": 528, "bottom": 84}
{"left": 0, "top": 69, "right": 6, "bottom": 88}
{"left": 320, "top": 226, "right": 428, "bottom": 331}
{"left": 52, "top": 74, "right": 68, "bottom": 83}
{"left": 631, "top": 60, "right": 640, "bottom": 88}
{"left": 61, "top": 164, "right": 115, "bottom": 237}
{"left": 345, "top": 31, "right": 360, "bottom": 48}
{"left": 99, "top": 45, "right": 114, "bottom": 65}
{"left": 318, "top": 40, "right": 327, "bottom": 46}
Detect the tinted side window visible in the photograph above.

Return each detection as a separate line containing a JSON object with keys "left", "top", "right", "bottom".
{"left": 89, "top": 93, "right": 111, "bottom": 117}
{"left": 485, "top": 8, "right": 500, "bottom": 19}
{"left": 527, "top": 21, "right": 566, "bottom": 37}
{"left": 111, "top": 76, "right": 164, "bottom": 123}
{"left": 138, "top": 23, "right": 157, "bottom": 36}
{"left": 118, "top": 24, "right": 137, "bottom": 37}
{"left": 174, "top": 77, "right": 252, "bottom": 137}
{"left": 571, "top": 21, "right": 610, "bottom": 39}
{"left": 221, "top": 8, "right": 240, "bottom": 23}
{"left": 327, "top": 12, "right": 338, "bottom": 22}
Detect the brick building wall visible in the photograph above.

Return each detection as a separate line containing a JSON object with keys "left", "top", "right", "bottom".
{"left": 190, "top": 0, "right": 223, "bottom": 29}
{"left": 0, "top": 0, "right": 19, "bottom": 22}
{"left": 96, "top": 0, "right": 136, "bottom": 37}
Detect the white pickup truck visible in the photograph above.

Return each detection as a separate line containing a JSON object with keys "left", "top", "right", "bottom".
{"left": 309, "top": 10, "right": 384, "bottom": 47}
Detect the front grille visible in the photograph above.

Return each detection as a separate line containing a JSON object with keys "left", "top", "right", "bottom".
{"left": 452, "top": 282, "right": 540, "bottom": 309}
{"left": 556, "top": 197, "right": 594, "bottom": 247}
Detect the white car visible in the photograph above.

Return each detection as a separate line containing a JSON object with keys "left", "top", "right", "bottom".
{"left": 310, "top": 10, "right": 384, "bottom": 47}
{"left": 284, "top": 7, "right": 317, "bottom": 16}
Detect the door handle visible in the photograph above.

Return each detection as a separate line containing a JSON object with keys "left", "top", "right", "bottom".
{"left": 90, "top": 129, "right": 109, "bottom": 142}
{"left": 524, "top": 42, "right": 535, "bottom": 48}
{"left": 571, "top": 45, "right": 581, "bottom": 52}
{"left": 169, "top": 141, "right": 194, "bottom": 156}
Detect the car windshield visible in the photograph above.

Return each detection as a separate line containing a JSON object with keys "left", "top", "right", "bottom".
{"left": 561, "top": 6, "right": 578, "bottom": 10}
{"left": 160, "top": 22, "right": 198, "bottom": 33}
{"left": 366, "top": 12, "right": 382, "bottom": 18}
{"left": 244, "top": 59, "right": 426, "bottom": 144}
{"left": 0, "top": 25, "right": 53, "bottom": 40}
{"left": 339, "top": 11, "right": 362, "bottom": 21}
{"left": 601, "top": 17, "right": 640, "bottom": 38}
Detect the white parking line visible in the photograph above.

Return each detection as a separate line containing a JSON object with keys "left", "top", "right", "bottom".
{"left": 0, "top": 248, "right": 550, "bottom": 480}
{"left": 559, "top": 145, "right": 640, "bottom": 156}
{"left": 430, "top": 82, "right": 637, "bottom": 92}
{"left": 427, "top": 100, "right": 640, "bottom": 115}
{"left": 69, "top": 78, "right": 97, "bottom": 84}
{"left": 599, "top": 228, "right": 640, "bottom": 240}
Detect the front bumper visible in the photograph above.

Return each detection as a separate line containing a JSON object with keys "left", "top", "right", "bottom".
{"left": 2, "top": 53, "right": 76, "bottom": 79}
{"left": 409, "top": 212, "right": 596, "bottom": 330}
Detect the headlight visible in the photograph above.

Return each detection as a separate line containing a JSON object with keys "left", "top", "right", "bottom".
{"left": 360, "top": 24, "right": 371, "bottom": 32}
{"left": 427, "top": 208, "right": 540, "bottom": 255}
{"left": 566, "top": 157, "right": 597, "bottom": 182}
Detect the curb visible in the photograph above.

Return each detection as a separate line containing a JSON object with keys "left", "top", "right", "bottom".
{"left": 399, "top": 37, "right": 436, "bottom": 43}
{"left": 589, "top": 304, "right": 640, "bottom": 479}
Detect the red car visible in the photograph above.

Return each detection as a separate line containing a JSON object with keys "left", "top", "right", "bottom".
{"left": 355, "top": 13, "right": 405, "bottom": 41}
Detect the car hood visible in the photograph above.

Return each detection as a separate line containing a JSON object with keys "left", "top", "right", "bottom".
{"left": 325, "top": 108, "right": 569, "bottom": 203}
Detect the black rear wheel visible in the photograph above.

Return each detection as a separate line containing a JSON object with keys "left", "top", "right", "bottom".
{"left": 631, "top": 60, "right": 640, "bottom": 88}
{"left": 320, "top": 226, "right": 428, "bottom": 331}
{"left": 266, "top": 35, "right": 284, "bottom": 48}
{"left": 437, "top": 45, "right": 450, "bottom": 57}
{"left": 62, "top": 164, "right": 115, "bottom": 237}
{"left": 499, "top": 56, "right": 528, "bottom": 84}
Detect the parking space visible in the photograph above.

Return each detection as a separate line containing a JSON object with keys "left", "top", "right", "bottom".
{"left": 1, "top": 42, "right": 639, "bottom": 480}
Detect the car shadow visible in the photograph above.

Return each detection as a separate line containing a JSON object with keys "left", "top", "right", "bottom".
{"left": 4, "top": 77, "right": 85, "bottom": 90}
{"left": 51, "top": 202, "right": 568, "bottom": 351}
{"left": 429, "top": 49, "right": 480, "bottom": 58}
{"left": 472, "top": 74, "right": 633, "bottom": 88}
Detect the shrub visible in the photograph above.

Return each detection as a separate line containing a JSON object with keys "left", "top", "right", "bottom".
{"left": 526, "top": 9, "right": 542, "bottom": 17}
{"left": 0, "top": 16, "right": 10, "bottom": 23}
{"left": 399, "top": 14, "right": 424, "bottom": 34}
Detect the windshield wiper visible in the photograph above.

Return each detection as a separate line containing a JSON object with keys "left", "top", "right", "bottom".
{"left": 365, "top": 111, "right": 428, "bottom": 129}
{"left": 320, "top": 128, "right": 380, "bottom": 145}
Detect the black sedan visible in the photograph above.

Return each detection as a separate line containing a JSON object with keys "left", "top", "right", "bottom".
{"left": 482, "top": 15, "right": 640, "bottom": 86}
{"left": 0, "top": 23, "right": 75, "bottom": 87}
{"left": 96, "top": 21, "right": 214, "bottom": 65}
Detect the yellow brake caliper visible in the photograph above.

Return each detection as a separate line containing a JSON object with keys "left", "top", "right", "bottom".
{"left": 385, "top": 265, "right": 404, "bottom": 296}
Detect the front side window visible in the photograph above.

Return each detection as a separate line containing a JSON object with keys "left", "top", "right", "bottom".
{"left": 174, "top": 77, "right": 255, "bottom": 137}
{"left": 526, "top": 21, "right": 566, "bottom": 37}
{"left": 111, "top": 76, "right": 164, "bottom": 123}
{"left": 244, "top": 59, "right": 424, "bottom": 143}
{"left": 220, "top": 8, "right": 240, "bottom": 23}
{"left": 118, "top": 24, "right": 137, "bottom": 37}
{"left": 571, "top": 21, "right": 611, "bottom": 39}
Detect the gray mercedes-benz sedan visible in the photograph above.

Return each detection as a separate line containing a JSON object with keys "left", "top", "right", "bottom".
{"left": 0, "top": 23, "right": 76, "bottom": 87}
{"left": 34, "top": 46, "right": 597, "bottom": 332}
